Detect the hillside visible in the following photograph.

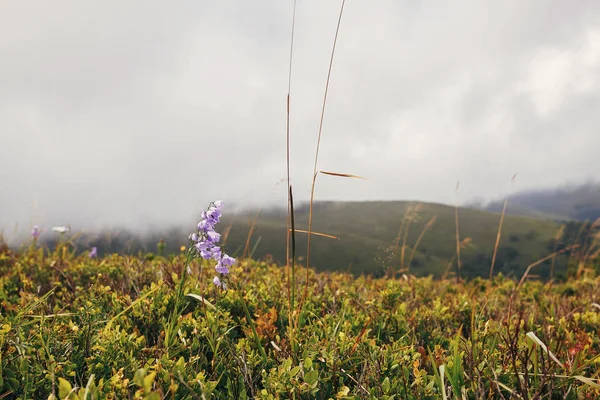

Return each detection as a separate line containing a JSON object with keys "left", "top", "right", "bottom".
{"left": 220, "top": 201, "right": 567, "bottom": 279}
{"left": 33, "top": 201, "right": 575, "bottom": 279}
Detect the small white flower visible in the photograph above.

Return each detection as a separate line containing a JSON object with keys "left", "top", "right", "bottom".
{"left": 52, "top": 226, "right": 70, "bottom": 234}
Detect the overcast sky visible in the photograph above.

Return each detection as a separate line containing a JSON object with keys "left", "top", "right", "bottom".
{"left": 1, "top": 1, "right": 599, "bottom": 236}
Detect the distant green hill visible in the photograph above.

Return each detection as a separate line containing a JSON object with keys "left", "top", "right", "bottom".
{"left": 33, "top": 201, "right": 576, "bottom": 280}
{"left": 222, "top": 201, "right": 568, "bottom": 279}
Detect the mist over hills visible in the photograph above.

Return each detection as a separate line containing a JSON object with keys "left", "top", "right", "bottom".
{"left": 478, "top": 181, "right": 600, "bottom": 222}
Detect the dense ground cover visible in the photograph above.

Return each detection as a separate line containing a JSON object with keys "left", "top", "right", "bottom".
{"left": 1, "top": 243, "right": 599, "bottom": 399}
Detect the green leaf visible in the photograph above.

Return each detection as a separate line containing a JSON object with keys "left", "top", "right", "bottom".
{"left": 336, "top": 385, "right": 350, "bottom": 397}
{"left": 176, "top": 356, "right": 185, "bottom": 370}
{"left": 134, "top": 368, "right": 146, "bottom": 388}
{"left": 289, "top": 366, "right": 300, "bottom": 377}
{"left": 144, "top": 372, "right": 157, "bottom": 394}
{"left": 304, "top": 370, "right": 319, "bottom": 387}
{"left": 0, "top": 323, "right": 10, "bottom": 334}
{"left": 303, "top": 357, "right": 313, "bottom": 369}
{"left": 382, "top": 377, "right": 390, "bottom": 394}
{"left": 58, "top": 377, "right": 73, "bottom": 400}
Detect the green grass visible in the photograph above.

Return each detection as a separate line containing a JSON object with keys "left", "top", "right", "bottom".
{"left": 1, "top": 244, "right": 599, "bottom": 399}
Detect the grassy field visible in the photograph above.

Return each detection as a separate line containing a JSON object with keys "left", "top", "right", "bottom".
{"left": 1, "top": 242, "right": 600, "bottom": 399}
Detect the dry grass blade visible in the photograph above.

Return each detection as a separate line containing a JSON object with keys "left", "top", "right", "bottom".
{"left": 573, "top": 376, "right": 600, "bottom": 390}
{"left": 221, "top": 223, "right": 232, "bottom": 246}
{"left": 400, "top": 204, "right": 422, "bottom": 272}
{"left": 288, "top": 185, "right": 298, "bottom": 355}
{"left": 242, "top": 208, "right": 261, "bottom": 259}
{"left": 567, "top": 220, "right": 589, "bottom": 266}
{"left": 186, "top": 294, "right": 216, "bottom": 311}
{"left": 289, "top": 229, "right": 339, "bottom": 240}
{"left": 348, "top": 317, "right": 372, "bottom": 357}
{"left": 304, "top": 0, "right": 347, "bottom": 308}
{"left": 515, "top": 245, "right": 579, "bottom": 294}
{"left": 389, "top": 205, "right": 413, "bottom": 278}
{"left": 454, "top": 181, "right": 462, "bottom": 283}
{"left": 318, "top": 170, "right": 365, "bottom": 179}
{"left": 550, "top": 224, "right": 565, "bottom": 280}
{"left": 526, "top": 331, "right": 563, "bottom": 367}
{"left": 582, "top": 228, "right": 600, "bottom": 265}
{"left": 489, "top": 175, "right": 516, "bottom": 280}
{"left": 407, "top": 215, "right": 436, "bottom": 269}
{"left": 286, "top": 0, "right": 297, "bottom": 282}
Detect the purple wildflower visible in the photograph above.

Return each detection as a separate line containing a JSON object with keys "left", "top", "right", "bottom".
{"left": 213, "top": 275, "right": 227, "bottom": 290}
{"left": 206, "top": 230, "right": 221, "bottom": 243}
{"left": 189, "top": 200, "right": 237, "bottom": 290}
{"left": 197, "top": 219, "right": 214, "bottom": 232}
{"left": 215, "top": 263, "right": 229, "bottom": 275}
{"left": 206, "top": 207, "right": 222, "bottom": 223}
{"left": 31, "top": 225, "right": 41, "bottom": 239}
{"left": 199, "top": 246, "right": 221, "bottom": 261}
{"left": 221, "top": 254, "right": 236, "bottom": 267}
{"left": 89, "top": 247, "right": 98, "bottom": 258}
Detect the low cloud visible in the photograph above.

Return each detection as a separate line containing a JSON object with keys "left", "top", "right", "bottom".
{"left": 1, "top": 1, "right": 599, "bottom": 237}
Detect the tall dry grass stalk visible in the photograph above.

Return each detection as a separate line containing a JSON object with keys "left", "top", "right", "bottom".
{"left": 407, "top": 215, "right": 437, "bottom": 270}
{"left": 221, "top": 223, "right": 232, "bottom": 246}
{"left": 549, "top": 224, "right": 565, "bottom": 280}
{"left": 507, "top": 245, "right": 579, "bottom": 320}
{"left": 400, "top": 204, "right": 422, "bottom": 272}
{"left": 285, "top": 0, "right": 297, "bottom": 356}
{"left": 285, "top": 0, "right": 296, "bottom": 276}
{"left": 242, "top": 208, "right": 261, "bottom": 259}
{"left": 489, "top": 174, "right": 517, "bottom": 280}
{"left": 442, "top": 237, "right": 472, "bottom": 280}
{"left": 389, "top": 204, "right": 413, "bottom": 278}
{"left": 303, "top": 0, "right": 347, "bottom": 307}
{"left": 454, "top": 181, "right": 462, "bottom": 283}
{"left": 567, "top": 219, "right": 589, "bottom": 267}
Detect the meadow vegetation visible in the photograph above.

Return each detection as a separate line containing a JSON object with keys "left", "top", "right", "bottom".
{"left": 0, "top": 233, "right": 599, "bottom": 399}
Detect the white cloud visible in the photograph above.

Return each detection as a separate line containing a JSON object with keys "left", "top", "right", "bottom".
{"left": 1, "top": 0, "right": 600, "bottom": 236}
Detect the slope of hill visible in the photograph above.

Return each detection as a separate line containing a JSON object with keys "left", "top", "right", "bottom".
{"left": 221, "top": 201, "right": 567, "bottom": 279}
{"left": 32, "top": 201, "right": 572, "bottom": 279}
{"left": 481, "top": 182, "right": 600, "bottom": 222}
